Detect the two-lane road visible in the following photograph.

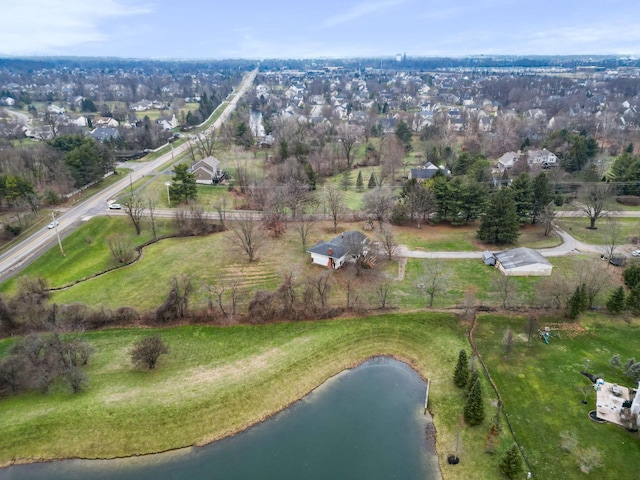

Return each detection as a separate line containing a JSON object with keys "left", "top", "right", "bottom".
{"left": 0, "top": 69, "right": 257, "bottom": 282}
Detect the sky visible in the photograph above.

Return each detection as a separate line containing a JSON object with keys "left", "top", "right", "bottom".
{"left": 2, "top": 0, "right": 640, "bottom": 59}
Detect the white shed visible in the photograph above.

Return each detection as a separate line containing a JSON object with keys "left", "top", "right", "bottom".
{"left": 494, "top": 247, "right": 552, "bottom": 277}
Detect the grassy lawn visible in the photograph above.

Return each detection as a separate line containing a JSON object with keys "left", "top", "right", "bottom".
{"left": 0, "top": 313, "right": 507, "bottom": 480}
{"left": 557, "top": 217, "right": 640, "bottom": 244}
{"left": 394, "top": 223, "right": 560, "bottom": 252}
{"left": 474, "top": 314, "right": 640, "bottom": 479}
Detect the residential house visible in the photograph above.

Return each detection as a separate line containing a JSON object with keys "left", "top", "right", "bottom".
{"left": 157, "top": 114, "right": 178, "bottom": 131}
{"left": 91, "top": 127, "right": 119, "bottom": 142}
{"left": 93, "top": 116, "right": 120, "bottom": 128}
{"left": 408, "top": 161, "right": 451, "bottom": 180}
{"left": 190, "top": 156, "right": 223, "bottom": 184}
{"left": 497, "top": 149, "right": 558, "bottom": 171}
{"left": 307, "top": 231, "right": 368, "bottom": 269}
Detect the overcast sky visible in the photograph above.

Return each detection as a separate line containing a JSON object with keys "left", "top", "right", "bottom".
{"left": 2, "top": 0, "right": 640, "bottom": 59}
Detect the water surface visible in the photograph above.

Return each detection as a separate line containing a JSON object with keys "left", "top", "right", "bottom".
{"left": 1, "top": 357, "right": 440, "bottom": 480}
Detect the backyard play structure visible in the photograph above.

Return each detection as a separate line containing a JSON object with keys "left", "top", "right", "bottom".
{"left": 539, "top": 326, "right": 559, "bottom": 344}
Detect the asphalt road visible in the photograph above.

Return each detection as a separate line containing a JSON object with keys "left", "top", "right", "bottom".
{"left": 0, "top": 69, "right": 257, "bottom": 282}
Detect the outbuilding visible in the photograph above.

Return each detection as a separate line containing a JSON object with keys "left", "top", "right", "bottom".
{"left": 494, "top": 247, "right": 552, "bottom": 276}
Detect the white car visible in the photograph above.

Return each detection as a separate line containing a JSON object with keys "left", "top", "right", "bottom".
{"left": 632, "top": 250, "right": 640, "bottom": 257}
{"left": 109, "top": 203, "right": 122, "bottom": 210}
{"left": 47, "top": 220, "right": 59, "bottom": 229}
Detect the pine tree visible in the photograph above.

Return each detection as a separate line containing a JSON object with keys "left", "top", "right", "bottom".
{"left": 606, "top": 286, "right": 626, "bottom": 314}
{"left": 341, "top": 170, "right": 352, "bottom": 191}
{"left": 567, "top": 283, "right": 588, "bottom": 319}
{"left": 453, "top": 350, "right": 469, "bottom": 389}
{"left": 499, "top": 444, "right": 523, "bottom": 479}
{"left": 368, "top": 171, "right": 377, "bottom": 188}
{"left": 477, "top": 188, "right": 521, "bottom": 244}
{"left": 356, "top": 170, "right": 364, "bottom": 191}
{"left": 467, "top": 366, "right": 479, "bottom": 396}
{"left": 463, "top": 378, "right": 485, "bottom": 426}
{"left": 627, "top": 283, "right": 640, "bottom": 316}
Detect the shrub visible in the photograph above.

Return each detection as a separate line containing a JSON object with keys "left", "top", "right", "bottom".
{"left": 615, "top": 195, "right": 640, "bottom": 206}
{"left": 499, "top": 444, "right": 523, "bottom": 479}
{"left": 130, "top": 335, "right": 169, "bottom": 370}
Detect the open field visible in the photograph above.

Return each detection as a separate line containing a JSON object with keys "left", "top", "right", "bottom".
{"left": 474, "top": 314, "right": 640, "bottom": 479}
{"left": 557, "top": 217, "right": 640, "bottom": 244}
{"left": 0, "top": 214, "right": 623, "bottom": 313}
{"left": 0, "top": 313, "right": 507, "bottom": 480}
{"left": 395, "top": 223, "right": 561, "bottom": 252}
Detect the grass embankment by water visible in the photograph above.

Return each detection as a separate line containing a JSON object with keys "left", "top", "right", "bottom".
{"left": 0, "top": 313, "right": 506, "bottom": 480}
{"left": 474, "top": 314, "right": 640, "bottom": 479}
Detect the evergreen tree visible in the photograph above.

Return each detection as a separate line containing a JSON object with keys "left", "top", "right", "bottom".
{"left": 606, "top": 286, "right": 627, "bottom": 314}
{"left": 169, "top": 164, "right": 198, "bottom": 204}
{"left": 509, "top": 173, "right": 533, "bottom": 224}
{"left": 467, "top": 366, "right": 479, "bottom": 396}
{"left": 453, "top": 350, "right": 469, "bottom": 389}
{"left": 626, "top": 283, "right": 640, "bottom": 316}
{"left": 356, "top": 170, "right": 364, "bottom": 192}
{"left": 623, "top": 264, "right": 640, "bottom": 290}
{"left": 477, "top": 188, "right": 521, "bottom": 244}
{"left": 341, "top": 170, "right": 352, "bottom": 191}
{"left": 368, "top": 171, "right": 377, "bottom": 188}
{"left": 394, "top": 119, "right": 413, "bottom": 152}
{"left": 566, "top": 283, "right": 588, "bottom": 319}
{"left": 463, "top": 378, "right": 485, "bottom": 426}
{"left": 531, "top": 172, "right": 553, "bottom": 223}
{"left": 499, "top": 444, "right": 523, "bottom": 479}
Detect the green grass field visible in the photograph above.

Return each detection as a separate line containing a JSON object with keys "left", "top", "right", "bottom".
{"left": 474, "top": 314, "right": 640, "bottom": 479}
{"left": 557, "top": 217, "right": 640, "bottom": 244}
{"left": 0, "top": 313, "right": 507, "bottom": 480}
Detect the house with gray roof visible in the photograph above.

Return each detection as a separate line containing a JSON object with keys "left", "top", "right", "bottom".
{"left": 307, "top": 231, "right": 368, "bottom": 269}
{"left": 494, "top": 247, "right": 552, "bottom": 276}
{"left": 408, "top": 162, "right": 451, "bottom": 180}
{"left": 190, "top": 156, "right": 222, "bottom": 184}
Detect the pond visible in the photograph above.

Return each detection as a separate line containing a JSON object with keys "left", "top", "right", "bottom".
{"left": 0, "top": 357, "right": 441, "bottom": 480}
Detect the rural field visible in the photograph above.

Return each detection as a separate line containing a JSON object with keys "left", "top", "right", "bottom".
{"left": 0, "top": 194, "right": 638, "bottom": 479}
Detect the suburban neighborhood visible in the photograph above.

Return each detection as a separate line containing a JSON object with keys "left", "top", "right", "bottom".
{"left": 0, "top": 55, "right": 639, "bottom": 480}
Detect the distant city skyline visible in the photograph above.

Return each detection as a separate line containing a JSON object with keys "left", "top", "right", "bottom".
{"left": 2, "top": 0, "right": 640, "bottom": 59}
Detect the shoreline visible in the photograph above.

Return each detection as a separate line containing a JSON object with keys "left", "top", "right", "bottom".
{"left": 0, "top": 354, "right": 441, "bottom": 473}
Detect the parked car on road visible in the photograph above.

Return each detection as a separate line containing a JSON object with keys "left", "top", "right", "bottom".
{"left": 632, "top": 250, "right": 640, "bottom": 257}
{"left": 109, "top": 203, "right": 122, "bottom": 210}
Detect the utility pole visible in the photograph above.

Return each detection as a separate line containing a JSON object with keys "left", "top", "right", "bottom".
{"left": 51, "top": 212, "right": 65, "bottom": 257}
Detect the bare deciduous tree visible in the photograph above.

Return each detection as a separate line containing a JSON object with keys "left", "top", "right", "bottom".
{"left": 229, "top": 216, "right": 266, "bottom": 263}
{"left": 422, "top": 257, "right": 448, "bottom": 308}
{"left": 363, "top": 186, "right": 395, "bottom": 228}
{"left": 539, "top": 202, "right": 558, "bottom": 236}
{"left": 336, "top": 124, "right": 359, "bottom": 169}
{"left": 145, "top": 197, "right": 158, "bottom": 239}
{"left": 602, "top": 218, "right": 625, "bottom": 261}
{"left": 372, "top": 277, "right": 393, "bottom": 309}
{"left": 323, "top": 184, "right": 344, "bottom": 233}
{"left": 107, "top": 234, "right": 135, "bottom": 264}
{"left": 130, "top": 335, "right": 169, "bottom": 370}
{"left": 296, "top": 213, "right": 315, "bottom": 251}
{"left": 377, "top": 222, "right": 398, "bottom": 260}
{"left": 123, "top": 195, "right": 145, "bottom": 235}
{"left": 307, "top": 270, "right": 332, "bottom": 309}
{"left": 493, "top": 274, "right": 516, "bottom": 309}
{"left": 578, "top": 183, "right": 616, "bottom": 229}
